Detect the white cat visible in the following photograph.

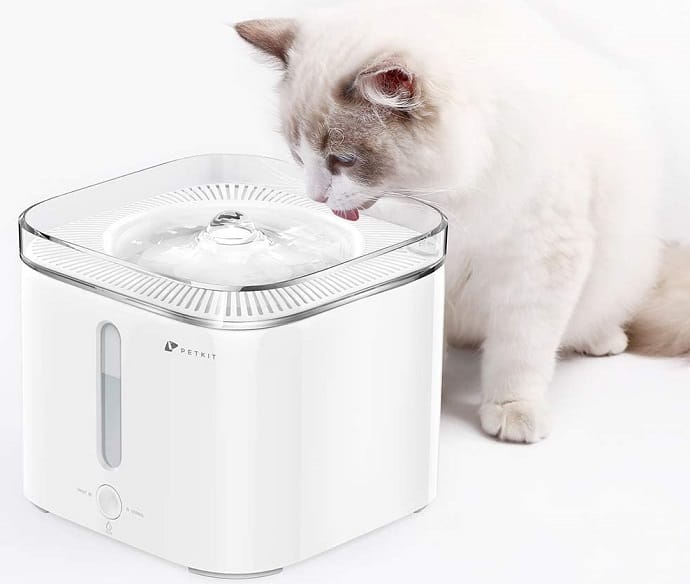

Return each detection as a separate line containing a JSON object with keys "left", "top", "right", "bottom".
{"left": 235, "top": 1, "right": 690, "bottom": 442}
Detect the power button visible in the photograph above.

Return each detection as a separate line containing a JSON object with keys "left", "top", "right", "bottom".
{"left": 96, "top": 484, "right": 122, "bottom": 520}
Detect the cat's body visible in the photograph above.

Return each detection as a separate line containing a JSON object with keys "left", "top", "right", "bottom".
{"left": 236, "top": 1, "right": 690, "bottom": 442}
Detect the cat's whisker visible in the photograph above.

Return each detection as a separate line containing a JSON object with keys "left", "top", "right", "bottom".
{"left": 374, "top": 187, "right": 457, "bottom": 201}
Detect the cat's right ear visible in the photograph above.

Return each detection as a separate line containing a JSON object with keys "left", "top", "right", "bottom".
{"left": 353, "top": 57, "right": 421, "bottom": 112}
{"left": 234, "top": 19, "right": 297, "bottom": 68}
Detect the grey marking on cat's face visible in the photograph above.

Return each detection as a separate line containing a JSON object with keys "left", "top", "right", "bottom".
{"left": 281, "top": 65, "right": 438, "bottom": 213}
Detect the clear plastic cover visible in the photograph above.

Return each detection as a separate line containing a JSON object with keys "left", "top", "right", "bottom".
{"left": 19, "top": 154, "right": 446, "bottom": 328}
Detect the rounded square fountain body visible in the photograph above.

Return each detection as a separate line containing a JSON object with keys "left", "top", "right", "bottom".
{"left": 19, "top": 154, "right": 446, "bottom": 576}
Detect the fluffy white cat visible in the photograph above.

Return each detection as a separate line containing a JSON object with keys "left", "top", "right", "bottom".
{"left": 235, "top": 1, "right": 690, "bottom": 442}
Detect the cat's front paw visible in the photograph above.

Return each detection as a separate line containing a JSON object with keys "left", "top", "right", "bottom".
{"left": 578, "top": 326, "right": 628, "bottom": 357}
{"left": 479, "top": 398, "right": 551, "bottom": 443}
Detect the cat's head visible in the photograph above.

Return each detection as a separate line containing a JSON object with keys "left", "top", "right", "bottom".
{"left": 234, "top": 17, "right": 449, "bottom": 220}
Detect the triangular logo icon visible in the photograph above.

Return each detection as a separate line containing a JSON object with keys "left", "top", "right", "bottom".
{"left": 164, "top": 341, "right": 178, "bottom": 352}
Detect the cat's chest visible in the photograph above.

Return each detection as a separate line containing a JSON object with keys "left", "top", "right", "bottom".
{"left": 443, "top": 245, "right": 521, "bottom": 343}
{"left": 443, "top": 234, "right": 537, "bottom": 335}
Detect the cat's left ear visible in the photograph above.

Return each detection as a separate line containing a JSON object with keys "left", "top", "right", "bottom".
{"left": 234, "top": 18, "right": 297, "bottom": 67}
{"left": 355, "top": 57, "right": 420, "bottom": 111}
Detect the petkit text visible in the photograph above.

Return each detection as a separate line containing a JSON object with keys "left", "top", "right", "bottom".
{"left": 178, "top": 347, "right": 216, "bottom": 360}
{"left": 164, "top": 340, "right": 216, "bottom": 360}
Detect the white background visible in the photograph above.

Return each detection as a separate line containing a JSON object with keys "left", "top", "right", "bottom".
{"left": 1, "top": 1, "right": 689, "bottom": 583}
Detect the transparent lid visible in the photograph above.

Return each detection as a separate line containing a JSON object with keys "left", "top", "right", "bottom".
{"left": 19, "top": 154, "right": 447, "bottom": 328}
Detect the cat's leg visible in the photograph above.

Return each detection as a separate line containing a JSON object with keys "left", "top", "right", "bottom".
{"left": 478, "top": 247, "right": 591, "bottom": 443}
{"left": 479, "top": 324, "right": 562, "bottom": 443}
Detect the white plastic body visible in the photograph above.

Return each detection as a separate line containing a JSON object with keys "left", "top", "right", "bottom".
{"left": 22, "top": 265, "right": 444, "bottom": 575}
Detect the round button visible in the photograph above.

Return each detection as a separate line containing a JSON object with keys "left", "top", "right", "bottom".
{"left": 96, "top": 484, "right": 122, "bottom": 520}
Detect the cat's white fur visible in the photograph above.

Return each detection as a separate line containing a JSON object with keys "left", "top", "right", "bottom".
{"left": 237, "top": 1, "right": 689, "bottom": 442}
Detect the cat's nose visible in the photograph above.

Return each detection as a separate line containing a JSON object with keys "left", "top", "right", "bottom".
{"left": 311, "top": 191, "right": 329, "bottom": 203}
{"left": 306, "top": 169, "right": 332, "bottom": 203}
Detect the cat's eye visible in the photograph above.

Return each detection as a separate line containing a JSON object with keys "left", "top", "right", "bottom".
{"left": 326, "top": 153, "right": 357, "bottom": 174}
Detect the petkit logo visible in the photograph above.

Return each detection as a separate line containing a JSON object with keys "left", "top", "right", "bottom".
{"left": 163, "top": 340, "right": 216, "bottom": 361}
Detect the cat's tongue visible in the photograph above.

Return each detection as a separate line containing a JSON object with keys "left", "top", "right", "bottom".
{"left": 332, "top": 208, "right": 360, "bottom": 221}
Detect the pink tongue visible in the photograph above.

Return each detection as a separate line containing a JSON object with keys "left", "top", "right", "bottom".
{"left": 332, "top": 208, "right": 360, "bottom": 221}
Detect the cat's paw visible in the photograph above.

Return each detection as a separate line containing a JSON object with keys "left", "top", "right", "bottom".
{"left": 479, "top": 398, "right": 551, "bottom": 443}
{"left": 578, "top": 327, "right": 628, "bottom": 357}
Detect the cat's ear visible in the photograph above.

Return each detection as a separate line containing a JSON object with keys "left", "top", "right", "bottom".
{"left": 234, "top": 18, "right": 297, "bottom": 67}
{"left": 354, "top": 57, "right": 420, "bottom": 111}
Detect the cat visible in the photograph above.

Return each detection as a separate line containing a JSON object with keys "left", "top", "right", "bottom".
{"left": 234, "top": 1, "right": 690, "bottom": 442}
